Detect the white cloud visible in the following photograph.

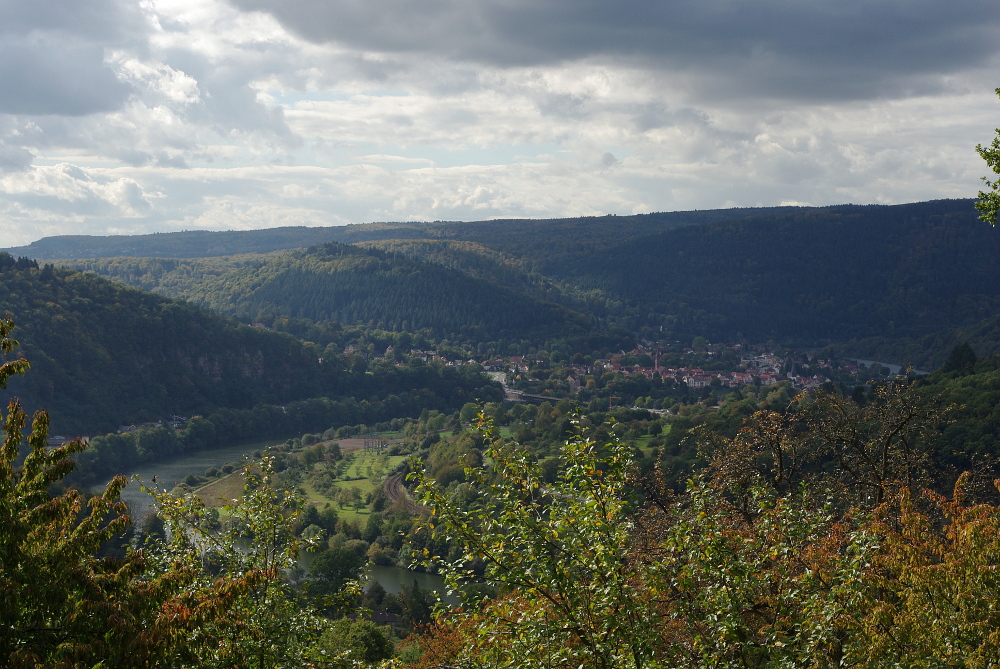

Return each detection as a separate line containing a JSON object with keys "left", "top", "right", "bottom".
{"left": 0, "top": 164, "right": 161, "bottom": 214}
{"left": 0, "top": 0, "right": 998, "bottom": 248}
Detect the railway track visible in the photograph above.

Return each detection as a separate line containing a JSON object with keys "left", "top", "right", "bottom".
{"left": 384, "top": 472, "right": 426, "bottom": 514}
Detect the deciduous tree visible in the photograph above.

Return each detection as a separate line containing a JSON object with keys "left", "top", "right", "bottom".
{"left": 413, "top": 415, "right": 658, "bottom": 669}
{"left": 978, "top": 87, "right": 1000, "bottom": 226}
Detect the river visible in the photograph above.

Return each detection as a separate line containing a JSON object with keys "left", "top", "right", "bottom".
{"left": 102, "top": 442, "right": 264, "bottom": 522}
{"left": 846, "top": 358, "right": 930, "bottom": 376}
{"left": 99, "top": 443, "right": 455, "bottom": 602}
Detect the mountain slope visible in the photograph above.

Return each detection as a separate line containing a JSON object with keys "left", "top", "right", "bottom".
{"left": 4, "top": 207, "right": 791, "bottom": 260}
{"left": 30, "top": 198, "right": 1000, "bottom": 355}
{"left": 574, "top": 199, "right": 1000, "bottom": 342}
{"left": 0, "top": 259, "right": 493, "bottom": 435}
{"left": 70, "top": 243, "right": 594, "bottom": 346}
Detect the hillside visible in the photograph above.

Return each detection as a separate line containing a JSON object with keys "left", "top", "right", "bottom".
{"left": 33, "top": 198, "right": 1000, "bottom": 361}
{"left": 3, "top": 207, "right": 790, "bottom": 260}
{"left": 0, "top": 258, "right": 495, "bottom": 436}
{"left": 569, "top": 199, "right": 1000, "bottom": 343}
{"left": 362, "top": 199, "right": 1000, "bottom": 348}
{"left": 68, "top": 243, "right": 595, "bottom": 348}
{"left": 0, "top": 223, "right": 429, "bottom": 260}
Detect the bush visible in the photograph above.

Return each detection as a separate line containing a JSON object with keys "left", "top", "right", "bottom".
{"left": 313, "top": 619, "right": 394, "bottom": 664}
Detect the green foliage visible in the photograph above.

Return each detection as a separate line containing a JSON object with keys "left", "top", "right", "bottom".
{"left": 0, "top": 316, "right": 29, "bottom": 389}
{"left": 977, "top": 87, "right": 1000, "bottom": 227}
{"left": 583, "top": 200, "right": 999, "bottom": 342}
{"left": 414, "top": 416, "right": 657, "bottom": 669}
{"left": 916, "top": 355, "right": 1000, "bottom": 477}
{"left": 308, "top": 546, "right": 364, "bottom": 600}
{"left": 0, "top": 321, "right": 146, "bottom": 666}
{"left": 2, "top": 317, "right": 379, "bottom": 666}
{"left": 0, "top": 263, "right": 327, "bottom": 434}
{"left": 32, "top": 199, "right": 1000, "bottom": 352}
{"left": 0, "top": 324, "right": 193, "bottom": 667}
{"left": 645, "top": 481, "right": 863, "bottom": 667}
{"left": 0, "top": 252, "right": 39, "bottom": 271}
{"left": 0, "top": 264, "right": 499, "bottom": 438}
{"left": 941, "top": 342, "right": 978, "bottom": 374}
{"left": 846, "top": 476, "right": 1000, "bottom": 666}
{"left": 408, "top": 382, "right": 1000, "bottom": 668}
{"left": 312, "top": 618, "right": 395, "bottom": 666}
{"left": 0, "top": 399, "right": 145, "bottom": 667}
{"left": 71, "top": 243, "right": 592, "bottom": 347}
{"left": 144, "top": 459, "right": 334, "bottom": 668}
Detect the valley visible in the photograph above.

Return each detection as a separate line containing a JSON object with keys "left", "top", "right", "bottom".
{"left": 6, "top": 198, "right": 1000, "bottom": 667}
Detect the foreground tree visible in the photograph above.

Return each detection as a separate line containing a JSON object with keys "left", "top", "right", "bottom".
{"left": 0, "top": 318, "right": 184, "bottom": 667}
{"left": 142, "top": 460, "right": 337, "bottom": 668}
{"left": 0, "top": 317, "right": 344, "bottom": 668}
{"left": 846, "top": 474, "right": 1000, "bottom": 667}
{"left": 413, "top": 416, "right": 658, "bottom": 669}
{"left": 409, "top": 384, "right": 999, "bottom": 668}
{"left": 977, "top": 87, "right": 1000, "bottom": 226}
{"left": 410, "top": 412, "right": 867, "bottom": 668}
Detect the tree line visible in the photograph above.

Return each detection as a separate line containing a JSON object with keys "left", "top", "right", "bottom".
{"left": 73, "top": 374, "right": 501, "bottom": 484}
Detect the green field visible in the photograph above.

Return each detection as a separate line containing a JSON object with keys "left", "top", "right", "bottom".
{"left": 634, "top": 425, "right": 670, "bottom": 457}
{"left": 300, "top": 452, "right": 408, "bottom": 523}
{"left": 339, "top": 453, "right": 407, "bottom": 480}
{"left": 301, "top": 480, "right": 374, "bottom": 524}
{"left": 196, "top": 470, "right": 253, "bottom": 508}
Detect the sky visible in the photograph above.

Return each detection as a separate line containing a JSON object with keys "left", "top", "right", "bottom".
{"left": 2, "top": 0, "right": 1000, "bottom": 247}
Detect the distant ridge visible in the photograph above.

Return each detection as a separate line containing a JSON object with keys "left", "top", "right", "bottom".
{"left": 1, "top": 223, "right": 433, "bottom": 260}
{"left": 3, "top": 206, "right": 804, "bottom": 260}
{"left": 17, "top": 198, "right": 996, "bottom": 361}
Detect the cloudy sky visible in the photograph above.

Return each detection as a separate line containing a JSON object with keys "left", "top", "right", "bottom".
{"left": 1, "top": 0, "right": 999, "bottom": 246}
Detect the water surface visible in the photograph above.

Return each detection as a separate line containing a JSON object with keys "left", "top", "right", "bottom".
{"left": 100, "top": 443, "right": 268, "bottom": 520}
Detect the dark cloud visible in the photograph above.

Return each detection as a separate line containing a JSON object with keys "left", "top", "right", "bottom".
{"left": 0, "top": 37, "right": 131, "bottom": 115}
{"left": 230, "top": 0, "right": 1000, "bottom": 101}
{"left": 0, "top": 0, "right": 144, "bottom": 116}
{"left": 0, "top": 0, "right": 146, "bottom": 42}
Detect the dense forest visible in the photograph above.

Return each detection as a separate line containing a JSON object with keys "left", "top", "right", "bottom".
{"left": 581, "top": 200, "right": 1000, "bottom": 342}
{"left": 69, "top": 243, "right": 594, "bottom": 349}
{"left": 0, "top": 257, "right": 498, "bottom": 436}
{"left": 1, "top": 207, "right": 784, "bottom": 260}
{"left": 55, "top": 199, "right": 1000, "bottom": 361}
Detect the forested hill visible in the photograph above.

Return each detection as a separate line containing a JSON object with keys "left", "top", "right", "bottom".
{"left": 21, "top": 197, "right": 1000, "bottom": 354}
{"left": 0, "top": 261, "right": 496, "bottom": 436}
{"left": 828, "top": 308, "right": 1000, "bottom": 372}
{"left": 356, "top": 199, "right": 1000, "bottom": 349}
{"left": 70, "top": 243, "right": 594, "bottom": 346}
{"left": 0, "top": 224, "right": 426, "bottom": 260}
{"left": 572, "top": 199, "right": 1000, "bottom": 343}
{"left": 4, "top": 207, "right": 793, "bottom": 260}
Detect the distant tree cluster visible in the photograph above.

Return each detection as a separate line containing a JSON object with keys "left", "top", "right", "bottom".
{"left": 0, "top": 252, "right": 38, "bottom": 272}
{"left": 73, "top": 243, "right": 593, "bottom": 348}
{"left": 74, "top": 363, "right": 499, "bottom": 482}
